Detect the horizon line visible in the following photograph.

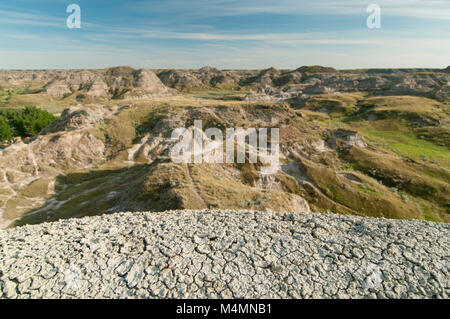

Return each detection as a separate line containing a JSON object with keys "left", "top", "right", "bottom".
{"left": 0, "top": 65, "right": 448, "bottom": 71}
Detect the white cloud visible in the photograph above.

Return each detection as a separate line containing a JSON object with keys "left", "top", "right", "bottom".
{"left": 132, "top": 0, "right": 450, "bottom": 20}
{"left": 1, "top": 35, "right": 448, "bottom": 69}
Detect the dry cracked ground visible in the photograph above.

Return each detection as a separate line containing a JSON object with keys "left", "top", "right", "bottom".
{"left": 0, "top": 209, "right": 449, "bottom": 299}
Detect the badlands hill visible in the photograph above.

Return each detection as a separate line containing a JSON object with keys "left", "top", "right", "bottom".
{"left": 1, "top": 65, "right": 449, "bottom": 109}
{"left": 0, "top": 66, "right": 176, "bottom": 111}
{"left": 0, "top": 66, "right": 449, "bottom": 229}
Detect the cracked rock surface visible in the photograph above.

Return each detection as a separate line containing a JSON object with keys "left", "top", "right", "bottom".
{"left": 0, "top": 210, "right": 448, "bottom": 299}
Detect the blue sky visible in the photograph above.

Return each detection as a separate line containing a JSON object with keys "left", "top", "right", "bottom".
{"left": 0, "top": 0, "right": 449, "bottom": 69}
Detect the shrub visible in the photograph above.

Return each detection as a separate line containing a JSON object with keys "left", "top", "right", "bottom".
{"left": 0, "top": 116, "right": 13, "bottom": 141}
{"left": 0, "top": 106, "right": 57, "bottom": 138}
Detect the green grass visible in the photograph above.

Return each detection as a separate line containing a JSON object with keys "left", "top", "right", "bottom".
{"left": 312, "top": 107, "right": 450, "bottom": 168}
{"left": 134, "top": 110, "right": 166, "bottom": 141}
{"left": 361, "top": 127, "right": 450, "bottom": 166}
{"left": 405, "top": 194, "right": 445, "bottom": 222}
{"left": 186, "top": 89, "right": 249, "bottom": 101}
{"left": 357, "top": 183, "right": 380, "bottom": 196}
{"left": 413, "top": 124, "right": 450, "bottom": 148}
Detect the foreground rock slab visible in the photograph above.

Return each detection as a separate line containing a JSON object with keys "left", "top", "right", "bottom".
{"left": 0, "top": 210, "right": 448, "bottom": 299}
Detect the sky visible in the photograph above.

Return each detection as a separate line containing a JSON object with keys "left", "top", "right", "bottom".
{"left": 0, "top": 0, "right": 449, "bottom": 69}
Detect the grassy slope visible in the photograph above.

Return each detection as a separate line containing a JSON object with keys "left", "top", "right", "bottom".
{"left": 306, "top": 93, "right": 449, "bottom": 221}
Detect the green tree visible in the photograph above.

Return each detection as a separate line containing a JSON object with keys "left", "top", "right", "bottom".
{"left": 0, "top": 116, "right": 13, "bottom": 141}
{"left": 0, "top": 106, "right": 57, "bottom": 138}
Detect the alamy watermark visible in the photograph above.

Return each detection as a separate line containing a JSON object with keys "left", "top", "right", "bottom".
{"left": 367, "top": 4, "right": 381, "bottom": 29}
{"left": 66, "top": 4, "right": 380, "bottom": 30}
{"left": 364, "top": 263, "right": 383, "bottom": 290}
{"left": 66, "top": 4, "right": 81, "bottom": 29}
{"left": 65, "top": 264, "right": 82, "bottom": 290}
{"left": 170, "top": 120, "right": 280, "bottom": 176}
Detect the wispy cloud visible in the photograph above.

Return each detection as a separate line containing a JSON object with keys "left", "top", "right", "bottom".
{"left": 0, "top": 9, "right": 64, "bottom": 28}
{"left": 0, "top": 0, "right": 448, "bottom": 69}
{"left": 131, "top": 0, "right": 450, "bottom": 20}
{"left": 0, "top": 8, "right": 99, "bottom": 28}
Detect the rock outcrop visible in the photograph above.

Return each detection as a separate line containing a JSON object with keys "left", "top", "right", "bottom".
{"left": 329, "top": 129, "right": 367, "bottom": 148}
{"left": 124, "top": 69, "right": 175, "bottom": 98}
{"left": 1, "top": 104, "right": 316, "bottom": 227}
{"left": 0, "top": 67, "right": 177, "bottom": 101}
{"left": 244, "top": 70, "right": 450, "bottom": 102}
{"left": 43, "top": 79, "right": 72, "bottom": 98}
{"left": 1, "top": 66, "right": 448, "bottom": 102}
{"left": 0, "top": 105, "right": 117, "bottom": 226}
{"left": 158, "top": 66, "right": 450, "bottom": 102}
{"left": 158, "top": 67, "right": 244, "bottom": 90}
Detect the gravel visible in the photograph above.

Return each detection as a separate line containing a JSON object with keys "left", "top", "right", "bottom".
{"left": 0, "top": 209, "right": 449, "bottom": 299}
